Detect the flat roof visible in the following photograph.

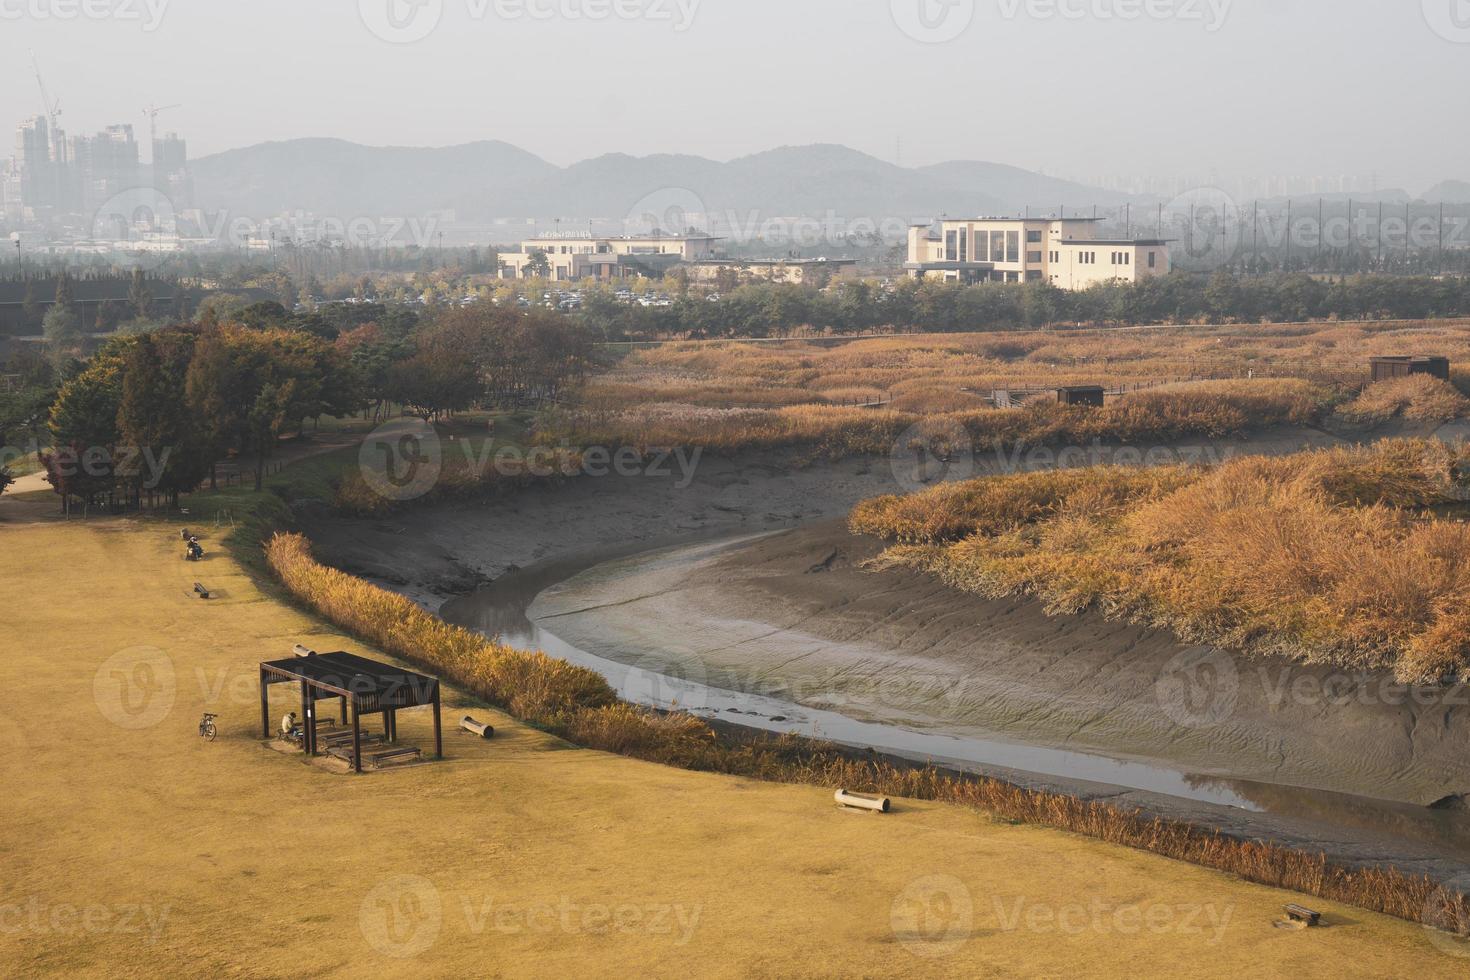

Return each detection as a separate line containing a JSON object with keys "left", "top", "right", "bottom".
{"left": 261, "top": 651, "right": 439, "bottom": 706}
{"left": 688, "top": 257, "right": 857, "bottom": 266}
{"left": 920, "top": 217, "right": 1107, "bottom": 225}
{"left": 521, "top": 234, "right": 723, "bottom": 242}
{"left": 1062, "top": 238, "right": 1173, "bottom": 246}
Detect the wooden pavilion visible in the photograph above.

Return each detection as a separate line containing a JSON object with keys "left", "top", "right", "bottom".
{"left": 259, "top": 650, "right": 443, "bottom": 772}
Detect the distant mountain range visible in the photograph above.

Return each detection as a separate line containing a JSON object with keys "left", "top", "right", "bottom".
{"left": 189, "top": 138, "right": 1470, "bottom": 243}
{"left": 189, "top": 139, "right": 1137, "bottom": 239}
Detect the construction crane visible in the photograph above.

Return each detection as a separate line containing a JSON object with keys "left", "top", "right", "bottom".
{"left": 143, "top": 103, "right": 182, "bottom": 156}
{"left": 29, "top": 51, "right": 62, "bottom": 135}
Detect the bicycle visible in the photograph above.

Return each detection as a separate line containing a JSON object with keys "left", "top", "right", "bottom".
{"left": 199, "top": 712, "right": 218, "bottom": 742}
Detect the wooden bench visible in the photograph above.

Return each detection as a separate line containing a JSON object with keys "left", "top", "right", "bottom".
{"left": 194, "top": 582, "right": 211, "bottom": 600}
{"left": 316, "top": 729, "right": 379, "bottom": 749}
{"left": 1284, "top": 904, "right": 1321, "bottom": 927}
{"left": 328, "top": 744, "right": 422, "bottom": 769}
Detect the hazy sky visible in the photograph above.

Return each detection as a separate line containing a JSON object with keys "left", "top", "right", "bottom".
{"left": 6, "top": 0, "right": 1468, "bottom": 190}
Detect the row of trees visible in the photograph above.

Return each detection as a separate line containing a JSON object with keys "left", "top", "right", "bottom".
{"left": 577, "top": 272, "right": 1470, "bottom": 340}
{"left": 30, "top": 299, "right": 596, "bottom": 509}
{"left": 45, "top": 324, "right": 357, "bottom": 507}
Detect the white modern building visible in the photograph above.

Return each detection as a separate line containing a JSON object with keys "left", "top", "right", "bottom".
{"left": 906, "top": 217, "right": 1170, "bottom": 289}
{"left": 497, "top": 233, "right": 722, "bottom": 281}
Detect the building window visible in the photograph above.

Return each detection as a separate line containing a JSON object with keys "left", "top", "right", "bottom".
{"left": 1148, "top": 252, "right": 1157, "bottom": 268}
{"left": 1027, "top": 251, "right": 1042, "bottom": 264}
{"left": 974, "top": 230, "right": 987, "bottom": 261}
{"left": 1006, "top": 231, "right": 1020, "bottom": 263}
{"left": 1006, "top": 271, "right": 1019, "bottom": 283}
{"left": 945, "top": 230, "right": 958, "bottom": 262}
{"left": 1026, "top": 270, "right": 1042, "bottom": 281}
{"left": 959, "top": 230, "right": 968, "bottom": 263}
{"left": 992, "top": 232, "right": 1005, "bottom": 263}
{"left": 1124, "top": 252, "right": 1131, "bottom": 265}
{"left": 1026, "top": 230, "right": 1042, "bottom": 243}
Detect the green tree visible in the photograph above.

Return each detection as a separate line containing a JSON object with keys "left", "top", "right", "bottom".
{"left": 43, "top": 302, "right": 85, "bottom": 366}
{"left": 116, "top": 332, "right": 208, "bottom": 507}
{"left": 20, "top": 280, "right": 42, "bottom": 331}
{"left": 128, "top": 269, "right": 153, "bottom": 320}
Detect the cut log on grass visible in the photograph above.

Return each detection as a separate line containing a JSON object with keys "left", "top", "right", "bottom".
{"left": 835, "top": 789, "right": 890, "bottom": 813}
{"left": 461, "top": 716, "right": 495, "bottom": 739}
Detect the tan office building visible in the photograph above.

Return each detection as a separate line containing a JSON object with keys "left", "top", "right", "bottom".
{"left": 498, "top": 233, "right": 722, "bottom": 281}
{"left": 906, "top": 217, "right": 1169, "bottom": 290}
{"left": 684, "top": 257, "right": 858, "bottom": 286}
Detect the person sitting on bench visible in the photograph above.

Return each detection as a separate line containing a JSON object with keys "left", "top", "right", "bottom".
{"left": 281, "top": 712, "right": 299, "bottom": 738}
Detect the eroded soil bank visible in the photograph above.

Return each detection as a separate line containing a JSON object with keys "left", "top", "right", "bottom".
{"left": 298, "top": 424, "right": 1470, "bottom": 878}
{"left": 302, "top": 425, "right": 1346, "bottom": 605}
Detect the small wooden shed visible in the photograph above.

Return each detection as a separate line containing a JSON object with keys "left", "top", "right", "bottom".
{"left": 1053, "top": 385, "right": 1106, "bottom": 408}
{"left": 1370, "top": 356, "right": 1450, "bottom": 383}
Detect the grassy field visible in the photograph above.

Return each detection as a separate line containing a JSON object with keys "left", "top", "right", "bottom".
{"left": 3, "top": 522, "right": 1466, "bottom": 976}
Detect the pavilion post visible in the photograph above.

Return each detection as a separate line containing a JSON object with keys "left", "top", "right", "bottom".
{"left": 339, "top": 696, "right": 347, "bottom": 725}
{"left": 351, "top": 702, "right": 362, "bottom": 774}
{"left": 301, "top": 684, "right": 313, "bottom": 756}
{"left": 432, "top": 684, "right": 442, "bottom": 760}
{"left": 259, "top": 668, "right": 271, "bottom": 739}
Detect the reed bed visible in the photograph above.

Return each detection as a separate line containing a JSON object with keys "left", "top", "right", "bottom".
{"left": 265, "top": 530, "right": 1470, "bottom": 934}
{"left": 1340, "top": 375, "right": 1470, "bottom": 425}
{"left": 854, "top": 439, "right": 1470, "bottom": 682}
{"left": 555, "top": 319, "right": 1470, "bottom": 454}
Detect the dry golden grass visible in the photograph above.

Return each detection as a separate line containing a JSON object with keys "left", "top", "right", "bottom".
{"left": 1340, "top": 375, "right": 1470, "bottom": 425}
{"left": 854, "top": 439, "right": 1470, "bottom": 682}
{"left": 561, "top": 321, "right": 1470, "bottom": 455}
{"left": 592, "top": 319, "right": 1470, "bottom": 415}
{"left": 30, "top": 524, "right": 1470, "bottom": 975}
{"left": 263, "top": 529, "right": 1470, "bottom": 936}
